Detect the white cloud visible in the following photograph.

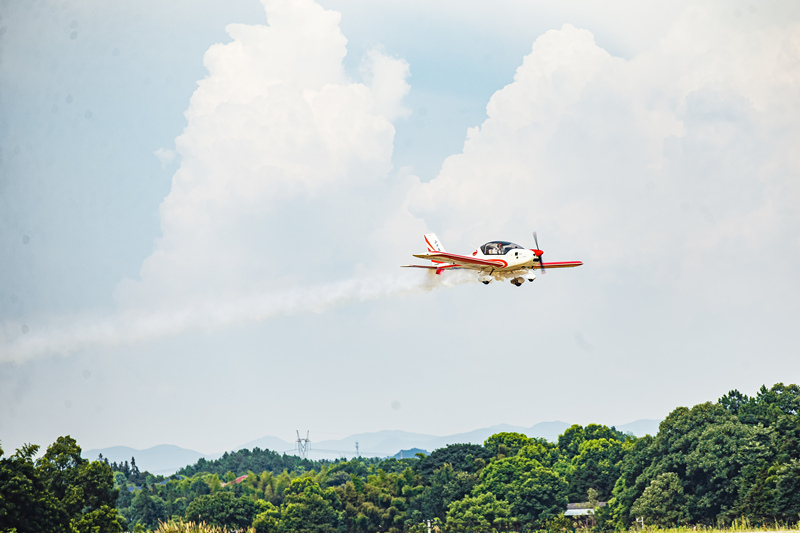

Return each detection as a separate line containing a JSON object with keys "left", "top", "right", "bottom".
{"left": 115, "top": 0, "right": 413, "bottom": 313}
{"left": 361, "top": 48, "right": 410, "bottom": 122}
{"left": 406, "top": 7, "right": 800, "bottom": 315}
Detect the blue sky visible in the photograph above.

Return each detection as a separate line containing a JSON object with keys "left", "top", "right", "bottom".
{"left": 2, "top": 0, "right": 799, "bottom": 455}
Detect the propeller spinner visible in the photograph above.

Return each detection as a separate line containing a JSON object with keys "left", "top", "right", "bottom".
{"left": 532, "top": 231, "right": 545, "bottom": 273}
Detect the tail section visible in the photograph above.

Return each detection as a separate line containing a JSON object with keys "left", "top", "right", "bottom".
{"left": 424, "top": 233, "right": 446, "bottom": 253}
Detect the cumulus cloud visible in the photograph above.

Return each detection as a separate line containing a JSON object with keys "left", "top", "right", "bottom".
{"left": 115, "top": 0, "right": 413, "bottom": 312}
{"left": 408, "top": 6, "right": 800, "bottom": 313}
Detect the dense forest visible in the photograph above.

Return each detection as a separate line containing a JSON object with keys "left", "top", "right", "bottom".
{"left": 2, "top": 382, "right": 800, "bottom": 533}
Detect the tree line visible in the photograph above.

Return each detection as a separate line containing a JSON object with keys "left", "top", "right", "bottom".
{"left": 2, "top": 382, "right": 799, "bottom": 532}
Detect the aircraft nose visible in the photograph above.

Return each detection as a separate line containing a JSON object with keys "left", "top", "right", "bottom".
{"left": 531, "top": 249, "right": 543, "bottom": 257}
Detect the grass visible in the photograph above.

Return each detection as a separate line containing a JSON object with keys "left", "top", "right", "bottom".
{"left": 627, "top": 519, "right": 800, "bottom": 533}
{"left": 153, "top": 520, "right": 234, "bottom": 533}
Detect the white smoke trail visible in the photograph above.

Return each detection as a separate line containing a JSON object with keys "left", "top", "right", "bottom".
{"left": 0, "top": 269, "right": 476, "bottom": 362}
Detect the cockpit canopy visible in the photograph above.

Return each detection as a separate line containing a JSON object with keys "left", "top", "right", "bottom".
{"left": 481, "top": 241, "right": 524, "bottom": 255}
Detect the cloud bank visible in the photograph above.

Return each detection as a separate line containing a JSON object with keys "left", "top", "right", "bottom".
{"left": 410, "top": 6, "right": 800, "bottom": 310}
{"left": 3, "top": 0, "right": 800, "bottom": 362}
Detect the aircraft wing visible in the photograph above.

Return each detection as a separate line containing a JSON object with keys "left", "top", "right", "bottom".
{"left": 401, "top": 264, "right": 462, "bottom": 271}
{"left": 540, "top": 261, "right": 583, "bottom": 268}
{"left": 412, "top": 252, "right": 508, "bottom": 269}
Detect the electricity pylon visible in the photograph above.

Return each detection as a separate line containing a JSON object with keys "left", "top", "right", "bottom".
{"left": 296, "top": 430, "right": 310, "bottom": 459}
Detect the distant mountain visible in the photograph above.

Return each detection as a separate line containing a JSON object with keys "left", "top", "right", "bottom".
{"left": 616, "top": 419, "right": 661, "bottom": 436}
{"left": 392, "top": 448, "right": 428, "bottom": 459}
{"left": 526, "top": 421, "right": 574, "bottom": 442}
{"left": 310, "top": 429, "right": 439, "bottom": 459}
{"left": 422, "top": 424, "right": 530, "bottom": 450}
{"left": 236, "top": 435, "right": 294, "bottom": 454}
{"left": 85, "top": 419, "right": 661, "bottom": 475}
{"left": 267, "top": 422, "right": 587, "bottom": 460}
{"left": 82, "top": 444, "right": 219, "bottom": 476}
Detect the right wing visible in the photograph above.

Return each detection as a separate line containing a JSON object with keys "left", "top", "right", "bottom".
{"left": 411, "top": 251, "right": 508, "bottom": 270}
{"left": 539, "top": 261, "right": 583, "bottom": 268}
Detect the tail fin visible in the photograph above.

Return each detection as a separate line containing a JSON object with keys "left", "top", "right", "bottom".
{"left": 424, "top": 233, "right": 446, "bottom": 253}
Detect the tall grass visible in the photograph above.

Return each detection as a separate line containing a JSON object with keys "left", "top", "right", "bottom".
{"left": 631, "top": 518, "right": 800, "bottom": 533}
{"left": 153, "top": 520, "right": 234, "bottom": 533}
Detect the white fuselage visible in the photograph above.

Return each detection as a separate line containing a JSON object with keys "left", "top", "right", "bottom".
{"left": 470, "top": 248, "right": 539, "bottom": 281}
{"left": 473, "top": 248, "right": 536, "bottom": 269}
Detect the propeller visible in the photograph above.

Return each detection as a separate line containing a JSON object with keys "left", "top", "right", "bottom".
{"left": 532, "top": 231, "right": 545, "bottom": 273}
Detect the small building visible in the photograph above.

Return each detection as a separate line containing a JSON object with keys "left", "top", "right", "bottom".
{"left": 221, "top": 474, "right": 249, "bottom": 487}
{"left": 564, "top": 502, "right": 607, "bottom": 527}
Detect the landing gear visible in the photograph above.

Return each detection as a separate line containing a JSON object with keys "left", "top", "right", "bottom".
{"left": 511, "top": 277, "right": 525, "bottom": 287}
{"left": 482, "top": 281, "right": 491, "bottom": 285}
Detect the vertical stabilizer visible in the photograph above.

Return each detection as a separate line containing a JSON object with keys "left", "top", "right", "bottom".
{"left": 424, "top": 233, "right": 446, "bottom": 253}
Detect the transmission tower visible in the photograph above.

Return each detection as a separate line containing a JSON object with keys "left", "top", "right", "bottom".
{"left": 296, "top": 430, "right": 310, "bottom": 459}
{"left": 355, "top": 441, "right": 360, "bottom": 458}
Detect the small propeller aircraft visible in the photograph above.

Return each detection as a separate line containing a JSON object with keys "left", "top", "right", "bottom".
{"left": 403, "top": 232, "right": 582, "bottom": 286}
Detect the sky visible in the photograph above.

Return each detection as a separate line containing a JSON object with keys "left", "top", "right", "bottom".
{"left": 2, "top": 0, "right": 800, "bottom": 456}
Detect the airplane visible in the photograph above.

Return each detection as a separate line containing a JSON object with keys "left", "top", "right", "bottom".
{"left": 403, "top": 232, "right": 582, "bottom": 286}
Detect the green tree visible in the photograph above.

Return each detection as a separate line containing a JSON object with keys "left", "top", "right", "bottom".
{"left": 445, "top": 492, "right": 512, "bottom": 531}
{"left": 772, "top": 459, "right": 800, "bottom": 522}
{"left": 477, "top": 455, "right": 568, "bottom": 525}
{"left": 126, "top": 490, "right": 169, "bottom": 530}
{"left": 70, "top": 505, "right": 127, "bottom": 533}
{"left": 606, "top": 436, "right": 655, "bottom": 529}
{"left": 414, "top": 443, "right": 492, "bottom": 480}
{"left": 558, "top": 424, "right": 625, "bottom": 460}
{"left": 279, "top": 478, "right": 339, "bottom": 533}
{"left": 252, "top": 501, "right": 281, "bottom": 533}
{"left": 568, "top": 438, "right": 623, "bottom": 501}
{"left": 190, "top": 476, "right": 212, "bottom": 497}
{"left": 184, "top": 491, "right": 258, "bottom": 530}
{"left": 1, "top": 438, "right": 123, "bottom": 533}
{"left": 608, "top": 402, "right": 773, "bottom": 526}
{"left": 484, "top": 432, "right": 535, "bottom": 458}
{"left": 684, "top": 419, "right": 772, "bottom": 522}
{"left": 409, "top": 463, "right": 478, "bottom": 521}
{"left": 518, "top": 441, "right": 560, "bottom": 468}
{"left": 0, "top": 443, "right": 66, "bottom": 533}
{"left": 631, "top": 472, "right": 687, "bottom": 527}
